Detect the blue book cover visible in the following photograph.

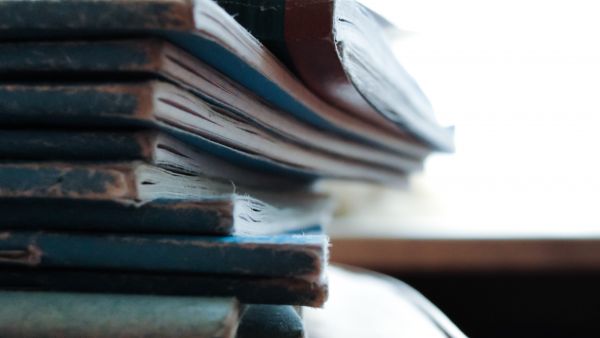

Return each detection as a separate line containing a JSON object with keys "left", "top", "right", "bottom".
{"left": 0, "top": 269, "right": 327, "bottom": 306}
{"left": 0, "top": 231, "right": 328, "bottom": 281}
{"left": 0, "top": 291, "right": 239, "bottom": 338}
{"left": 0, "top": 0, "right": 450, "bottom": 152}
{"left": 0, "top": 82, "right": 405, "bottom": 183}
{"left": 0, "top": 162, "right": 332, "bottom": 235}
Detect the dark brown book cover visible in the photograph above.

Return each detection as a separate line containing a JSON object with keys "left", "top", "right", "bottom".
{"left": 217, "top": 0, "right": 454, "bottom": 151}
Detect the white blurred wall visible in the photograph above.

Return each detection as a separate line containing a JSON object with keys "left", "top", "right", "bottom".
{"left": 331, "top": 0, "right": 600, "bottom": 237}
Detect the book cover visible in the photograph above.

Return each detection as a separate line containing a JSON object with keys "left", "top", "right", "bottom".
{"left": 0, "top": 0, "right": 438, "bottom": 154}
{"left": 0, "top": 269, "right": 327, "bottom": 306}
{"left": 0, "top": 231, "right": 328, "bottom": 280}
{"left": 0, "top": 291, "right": 239, "bottom": 338}
{"left": 0, "top": 162, "right": 332, "bottom": 235}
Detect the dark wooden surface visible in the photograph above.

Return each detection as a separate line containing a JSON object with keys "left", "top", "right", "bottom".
{"left": 330, "top": 238, "right": 600, "bottom": 337}
{"left": 399, "top": 271, "right": 600, "bottom": 338}
{"left": 331, "top": 238, "right": 600, "bottom": 272}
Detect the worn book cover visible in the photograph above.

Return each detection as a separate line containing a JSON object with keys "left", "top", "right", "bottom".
{"left": 0, "top": 291, "right": 239, "bottom": 338}
{"left": 0, "top": 0, "right": 435, "bottom": 156}
{"left": 0, "top": 231, "right": 328, "bottom": 281}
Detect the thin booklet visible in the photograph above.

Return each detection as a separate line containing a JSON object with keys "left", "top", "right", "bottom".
{"left": 218, "top": 0, "right": 455, "bottom": 150}
{"left": 0, "top": 162, "right": 332, "bottom": 235}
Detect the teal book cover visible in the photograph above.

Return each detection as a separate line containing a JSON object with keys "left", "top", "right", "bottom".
{"left": 0, "top": 291, "right": 307, "bottom": 337}
{"left": 0, "top": 291, "right": 239, "bottom": 338}
{"left": 0, "top": 231, "right": 327, "bottom": 281}
{"left": 0, "top": 269, "right": 327, "bottom": 306}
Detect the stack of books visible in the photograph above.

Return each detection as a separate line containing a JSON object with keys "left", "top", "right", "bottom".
{"left": 0, "top": 0, "right": 452, "bottom": 337}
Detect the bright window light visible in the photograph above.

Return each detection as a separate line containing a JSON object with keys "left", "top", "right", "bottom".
{"left": 333, "top": 0, "right": 600, "bottom": 237}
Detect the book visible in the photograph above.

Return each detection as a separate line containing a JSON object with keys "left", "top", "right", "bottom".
{"left": 0, "top": 82, "right": 409, "bottom": 183}
{"left": 0, "top": 231, "right": 327, "bottom": 280}
{"left": 0, "top": 129, "right": 306, "bottom": 189}
{"left": 0, "top": 291, "right": 239, "bottom": 338}
{"left": 0, "top": 269, "right": 327, "bottom": 306}
{"left": 217, "top": 0, "right": 454, "bottom": 151}
{"left": 0, "top": 39, "right": 430, "bottom": 164}
{"left": 238, "top": 305, "right": 305, "bottom": 338}
{"left": 0, "top": 0, "right": 437, "bottom": 154}
{"left": 0, "top": 162, "right": 332, "bottom": 235}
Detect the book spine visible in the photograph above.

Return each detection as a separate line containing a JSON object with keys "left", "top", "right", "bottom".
{"left": 0, "top": 269, "right": 327, "bottom": 307}
{"left": 0, "top": 40, "right": 162, "bottom": 73}
{"left": 0, "top": 131, "right": 155, "bottom": 161}
{"left": 0, "top": 163, "right": 137, "bottom": 200}
{"left": 0, "top": 291, "right": 239, "bottom": 338}
{"left": 0, "top": 198, "right": 234, "bottom": 235}
{"left": 0, "top": 0, "right": 193, "bottom": 33}
{"left": 0, "top": 232, "right": 325, "bottom": 278}
{"left": 0, "top": 84, "right": 153, "bottom": 127}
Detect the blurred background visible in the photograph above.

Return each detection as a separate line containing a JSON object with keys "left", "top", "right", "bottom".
{"left": 327, "top": 1, "right": 600, "bottom": 337}
{"left": 331, "top": 0, "right": 600, "bottom": 237}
